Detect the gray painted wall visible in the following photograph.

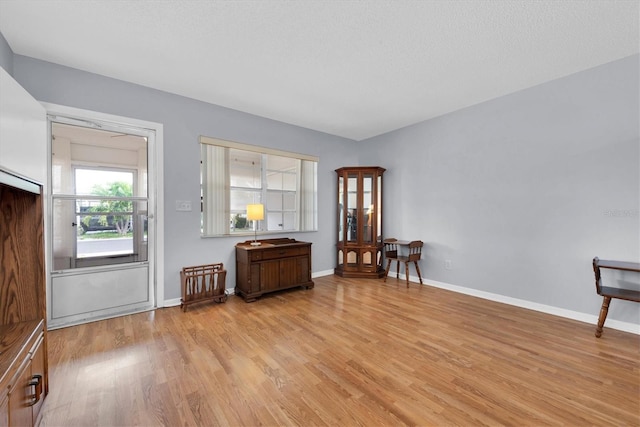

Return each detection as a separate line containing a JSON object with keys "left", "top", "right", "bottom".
{"left": 0, "top": 31, "right": 13, "bottom": 75}
{"left": 13, "top": 55, "right": 358, "bottom": 300}
{"left": 360, "top": 54, "right": 640, "bottom": 325}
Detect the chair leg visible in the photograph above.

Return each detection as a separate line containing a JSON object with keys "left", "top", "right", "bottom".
{"left": 384, "top": 259, "right": 392, "bottom": 282}
{"left": 396, "top": 260, "right": 400, "bottom": 279}
{"left": 595, "top": 296, "right": 611, "bottom": 338}
{"left": 405, "top": 262, "right": 410, "bottom": 287}
{"left": 414, "top": 261, "right": 423, "bottom": 284}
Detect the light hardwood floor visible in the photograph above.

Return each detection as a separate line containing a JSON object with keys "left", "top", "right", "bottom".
{"left": 40, "top": 276, "right": 639, "bottom": 426}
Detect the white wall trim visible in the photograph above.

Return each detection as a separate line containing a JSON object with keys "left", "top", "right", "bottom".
{"left": 313, "top": 269, "right": 334, "bottom": 278}
{"left": 165, "top": 288, "right": 235, "bottom": 308}
{"left": 164, "top": 298, "right": 182, "bottom": 308}
{"left": 40, "top": 102, "right": 165, "bottom": 309}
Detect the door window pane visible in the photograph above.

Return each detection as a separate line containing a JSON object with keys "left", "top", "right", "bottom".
{"left": 75, "top": 169, "right": 134, "bottom": 196}
{"left": 52, "top": 198, "right": 147, "bottom": 270}
{"left": 52, "top": 122, "right": 148, "bottom": 197}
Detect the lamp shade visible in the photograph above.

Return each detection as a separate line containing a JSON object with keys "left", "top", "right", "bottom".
{"left": 246, "top": 204, "right": 264, "bottom": 221}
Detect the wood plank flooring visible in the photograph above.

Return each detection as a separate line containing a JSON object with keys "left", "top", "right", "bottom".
{"left": 40, "top": 276, "right": 639, "bottom": 426}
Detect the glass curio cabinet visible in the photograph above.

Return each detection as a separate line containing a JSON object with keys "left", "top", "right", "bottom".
{"left": 335, "top": 166, "right": 385, "bottom": 278}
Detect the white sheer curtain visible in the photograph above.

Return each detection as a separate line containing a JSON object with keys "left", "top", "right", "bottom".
{"left": 51, "top": 137, "right": 74, "bottom": 270}
{"left": 299, "top": 159, "right": 317, "bottom": 231}
{"left": 201, "top": 145, "right": 228, "bottom": 235}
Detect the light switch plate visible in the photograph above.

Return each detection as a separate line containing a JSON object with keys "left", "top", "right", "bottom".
{"left": 176, "top": 200, "right": 192, "bottom": 211}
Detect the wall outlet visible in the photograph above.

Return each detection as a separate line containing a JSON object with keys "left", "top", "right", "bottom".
{"left": 444, "top": 259, "right": 452, "bottom": 270}
{"left": 176, "top": 200, "right": 192, "bottom": 211}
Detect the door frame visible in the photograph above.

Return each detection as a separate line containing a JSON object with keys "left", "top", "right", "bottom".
{"left": 42, "top": 102, "right": 164, "bottom": 327}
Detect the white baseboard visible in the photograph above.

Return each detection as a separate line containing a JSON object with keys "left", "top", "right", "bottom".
{"left": 163, "top": 297, "right": 181, "bottom": 307}
{"left": 162, "top": 288, "right": 236, "bottom": 308}
{"left": 312, "top": 269, "right": 334, "bottom": 278}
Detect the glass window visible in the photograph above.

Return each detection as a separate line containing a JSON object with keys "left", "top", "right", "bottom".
{"left": 50, "top": 122, "right": 149, "bottom": 271}
{"left": 200, "top": 136, "right": 318, "bottom": 236}
{"left": 51, "top": 168, "right": 148, "bottom": 270}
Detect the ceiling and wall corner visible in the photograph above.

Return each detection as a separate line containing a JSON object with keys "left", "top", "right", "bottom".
{"left": 0, "top": 0, "right": 637, "bottom": 141}
{"left": 0, "top": 30, "right": 13, "bottom": 75}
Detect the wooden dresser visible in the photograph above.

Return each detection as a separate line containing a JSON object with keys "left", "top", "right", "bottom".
{"left": 0, "top": 172, "right": 48, "bottom": 427}
{"left": 235, "top": 238, "right": 313, "bottom": 302}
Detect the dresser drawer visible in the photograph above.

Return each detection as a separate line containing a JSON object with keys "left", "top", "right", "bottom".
{"left": 253, "top": 246, "right": 308, "bottom": 261}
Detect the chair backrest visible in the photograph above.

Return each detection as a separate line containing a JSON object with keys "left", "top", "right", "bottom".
{"left": 407, "top": 240, "right": 423, "bottom": 262}
{"left": 383, "top": 238, "right": 398, "bottom": 259}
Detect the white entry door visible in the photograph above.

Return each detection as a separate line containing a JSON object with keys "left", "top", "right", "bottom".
{"left": 48, "top": 116, "right": 157, "bottom": 328}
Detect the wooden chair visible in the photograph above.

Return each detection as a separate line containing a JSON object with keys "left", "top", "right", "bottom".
{"left": 384, "top": 239, "right": 424, "bottom": 287}
{"left": 383, "top": 238, "right": 399, "bottom": 282}
{"left": 592, "top": 257, "right": 640, "bottom": 337}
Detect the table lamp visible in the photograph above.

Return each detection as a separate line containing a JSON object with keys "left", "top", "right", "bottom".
{"left": 246, "top": 204, "right": 264, "bottom": 246}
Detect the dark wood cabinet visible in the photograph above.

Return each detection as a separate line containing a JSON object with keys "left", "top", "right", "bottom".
{"left": 0, "top": 170, "right": 48, "bottom": 427}
{"left": 5, "top": 325, "right": 45, "bottom": 427}
{"left": 8, "top": 363, "right": 32, "bottom": 427}
{"left": 1, "top": 394, "right": 8, "bottom": 427}
{"left": 335, "top": 166, "right": 386, "bottom": 278}
{"left": 235, "top": 238, "right": 313, "bottom": 302}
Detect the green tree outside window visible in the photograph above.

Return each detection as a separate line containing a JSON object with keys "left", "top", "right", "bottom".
{"left": 82, "top": 181, "right": 133, "bottom": 236}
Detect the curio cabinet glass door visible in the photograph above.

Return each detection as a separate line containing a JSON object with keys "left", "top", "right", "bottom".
{"left": 335, "top": 166, "right": 385, "bottom": 278}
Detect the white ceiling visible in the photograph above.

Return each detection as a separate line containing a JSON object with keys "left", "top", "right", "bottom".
{"left": 0, "top": 1, "right": 638, "bottom": 141}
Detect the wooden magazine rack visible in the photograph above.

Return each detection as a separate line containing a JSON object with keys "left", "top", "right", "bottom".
{"left": 180, "top": 263, "right": 228, "bottom": 311}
